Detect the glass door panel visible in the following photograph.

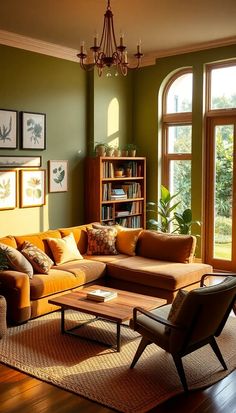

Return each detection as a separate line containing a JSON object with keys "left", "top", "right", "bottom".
{"left": 213, "top": 125, "right": 233, "bottom": 260}
{"left": 205, "top": 116, "right": 236, "bottom": 271}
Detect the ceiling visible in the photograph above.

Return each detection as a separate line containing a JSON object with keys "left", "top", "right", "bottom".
{"left": 0, "top": 0, "right": 236, "bottom": 64}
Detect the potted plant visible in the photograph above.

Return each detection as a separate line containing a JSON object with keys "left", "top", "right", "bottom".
{"left": 106, "top": 145, "right": 115, "bottom": 157}
{"left": 114, "top": 166, "right": 124, "bottom": 177}
{"left": 173, "top": 209, "right": 201, "bottom": 234}
{"left": 124, "top": 143, "right": 137, "bottom": 157}
{"left": 146, "top": 185, "right": 181, "bottom": 232}
{"left": 95, "top": 142, "right": 108, "bottom": 157}
{"left": 113, "top": 146, "right": 122, "bottom": 157}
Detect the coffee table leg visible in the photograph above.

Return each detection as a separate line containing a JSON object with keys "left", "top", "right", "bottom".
{"left": 117, "top": 323, "right": 121, "bottom": 352}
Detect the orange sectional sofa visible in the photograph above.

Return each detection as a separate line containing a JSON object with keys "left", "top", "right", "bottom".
{"left": 0, "top": 224, "right": 212, "bottom": 324}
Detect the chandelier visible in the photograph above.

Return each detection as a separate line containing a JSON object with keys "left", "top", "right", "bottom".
{"left": 77, "top": 0, "right": 143, "bottom": 77}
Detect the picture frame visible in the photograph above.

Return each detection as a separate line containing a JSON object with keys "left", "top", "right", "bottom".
{"left": 0, "top": 156, "right": 42, "bottom": 168}
{"left": 20, "top": 169, "right": 46, "bottom": 208}
{"left": 48, "top": 160, "right": 68, "bottom": 193}
{"left": 0, "top": 170, "right": 17, "bottom": 210}
{"left": 0, "top": 109, "right": 18, "bottom": 149}
{"left": 21, "top": 111, "right": 46, "bottom": 150}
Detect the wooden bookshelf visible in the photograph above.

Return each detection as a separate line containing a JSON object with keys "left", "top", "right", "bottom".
{"left": 85, "top": 157, "right": 146, "bottom": 228}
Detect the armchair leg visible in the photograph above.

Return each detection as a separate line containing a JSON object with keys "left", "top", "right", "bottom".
{"left": 172, "top": 355, "right": 189, "bottom": 393}
{"left": 210, "top": 337, "right": 227, "bottom": 370}
{"left": 130, "top": 337, "right": 150, "bottom": 369}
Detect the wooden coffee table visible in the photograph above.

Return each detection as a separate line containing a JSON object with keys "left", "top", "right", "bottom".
{"left": 49, "top": 285, "right": 166, "bottom": 352}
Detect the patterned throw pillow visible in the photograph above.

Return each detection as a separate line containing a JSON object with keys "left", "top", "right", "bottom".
{"left": 0, "top": 242, "right": 34, "bottom": 278}
{"left": 165, "top": 289, "right": 188, "bottom": 334}
{"left": 47, "top": 233, "right": 83, "bottom": 265}
{"left": 86, "top": 227, "right": 118, "bottom": 255}
{"left": 21, "top": 241, "right": 54, "bottom": 274}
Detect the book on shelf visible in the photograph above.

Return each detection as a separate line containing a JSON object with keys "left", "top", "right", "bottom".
{"left": 111, "top": 188, "right": 126, "bottom": 196}
{"left": 87, "top": 289, "right": 118, "bottom": 302}
{"left": 116, "top": 210, "right": 130, "bottom": 217}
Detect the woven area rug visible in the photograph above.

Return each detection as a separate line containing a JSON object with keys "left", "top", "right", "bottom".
{"left": 0, "top": 311, "right": 236, "bottom": 413}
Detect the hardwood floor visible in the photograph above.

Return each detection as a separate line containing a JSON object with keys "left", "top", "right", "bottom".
{"left": 0, "top": 363, "right": 236, "bottom": 412}
{"left": 1, "top": 274, "right": 236, "bottom": 413}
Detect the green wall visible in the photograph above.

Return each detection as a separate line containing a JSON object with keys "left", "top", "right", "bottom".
{"left": 88, "top": 68, "right": 134, "bottom": 154}
{"left": 0, "top": 45, "right": 86, "bottom": 236}
{"left": 133, "top": 44, "right": 236, "bottom": 248}
{"left": 1, "top": 41, "right": 235, "bottom": 243}
{"left": 0, "top": 45, "right": 134, "bottom": 237}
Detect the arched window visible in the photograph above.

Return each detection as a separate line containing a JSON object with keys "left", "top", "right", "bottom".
{"left": 162, "top": 69, "right": 193, "bottom": 210}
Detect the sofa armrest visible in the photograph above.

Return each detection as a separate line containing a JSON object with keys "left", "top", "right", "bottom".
{"left": 0, "top": 270, "right": 31, "bottom": 324}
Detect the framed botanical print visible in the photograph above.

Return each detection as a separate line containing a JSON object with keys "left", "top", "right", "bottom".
{"left": 21, "top": 111, "right": 46, "bottom": 150}
{"left": 0, "top": 170, "right": 17, "bottom": 210}
{"left": 48, "top": 160, "right": 68, "bottom": 192}
{"left": 20, "top": 169, "right": 46, "bottom": 208}
{"left": 0, "top": 156, "right": 42, "bottom": 168}
{"left": 0, "top": 109, "right": 18, "bottom": 149}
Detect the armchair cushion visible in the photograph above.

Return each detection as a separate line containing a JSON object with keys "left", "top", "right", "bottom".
{"left": 166, "top": 289, "right": 188, "bottom": 333}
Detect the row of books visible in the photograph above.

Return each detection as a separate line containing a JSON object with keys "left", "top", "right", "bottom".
{"left": 115, "top": 215, "right": 141, "bottom": 228}
{"left": 101, "top": 205, "right": 113, "bottom": 220}
{"left": 102, "top": 161, "right": 142, "bottom": 178}
{"left": 115, "top": 201, "right": 142, "bottom": 217}
{"left": 102, "top": 182, "right": 142, "bottom": 201}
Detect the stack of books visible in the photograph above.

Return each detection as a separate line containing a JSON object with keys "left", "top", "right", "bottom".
{"left": 86, "top": 289, "right": 118, "bottom": 302}
{"left": 110, "top": 188, "right": 127, "bottom": 200}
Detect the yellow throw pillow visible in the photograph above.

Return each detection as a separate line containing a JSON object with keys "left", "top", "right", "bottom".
{"left": 116, "top": 228, "right": 142, "bottom": 256}
{"left": 47, "top": 233, "right": 83, "bottom": 265}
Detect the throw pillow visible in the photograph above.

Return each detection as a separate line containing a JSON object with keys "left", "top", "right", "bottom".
{"left": 165, "top": 289, "right": 188, "bottom": 334}
{"left": 21, "top": 241, "right": 54, "bottom": 274}
{"left": 46, "top": 233, "right": 83, "bottom": 265}
{"left": 0, "top": 242, "right": 34, "bottom": 278}
{"left": 116, "top": 227, "right": 142, "bottom": 256}
{"left": 86, "top": 227, "right": 118, "bottom": 255}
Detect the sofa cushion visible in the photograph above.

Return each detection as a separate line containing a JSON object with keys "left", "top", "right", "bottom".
{"left": 0, "top": 235, "right": 17, "bottom": 248}
{"left": 59, "top": 224, "right": 92, "bottom": 255}
{"left": 0, "top": 243, "right": 34, "bottom": 277}
{"left": 15, "top": 230, "right": 61, "bottom": 258}
{"left": 30, "top": 269, "right": 82, "bottom": 300}
{"left": 106, "top": 255, "right": 212, "bottom": 291}
{"left": 46, "top": 233, "right": 83, "bottom": 265}
{"left": 116, "top": 227, "right": 142, "bottom": 256}
{"left": 86, "top": 227, "right": 118, "bottom": 255}
{"left": 136, "top": 230, "right": 196, "bottom": 263}
{"left": 21, "top": 241, "right": 54, "bottom": 274}
{"left": 54, "top": 259, "right": 106, "bottom": 283}
{"left": 30, "top": 260, "right": 106, "bottom": 300}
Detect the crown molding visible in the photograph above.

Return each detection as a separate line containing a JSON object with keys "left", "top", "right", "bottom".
{"left": 0, "top": 30, "right": 79, "bottom": 62}
{"left": 143, "top": 36, "right": 236, "bottom": 66}
{"left": 0, "top": 29, "right": 235, "bottom": 68}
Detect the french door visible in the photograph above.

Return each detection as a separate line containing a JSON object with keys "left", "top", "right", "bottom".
{"left": 205, "top": 115, "right": 236, "bottom": 271}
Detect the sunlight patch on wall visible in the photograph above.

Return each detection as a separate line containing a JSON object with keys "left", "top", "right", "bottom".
{"left": 107, "top": 98, "right": 119, "bottom": 146}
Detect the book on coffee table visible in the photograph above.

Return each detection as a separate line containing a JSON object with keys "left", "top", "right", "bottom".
{"left": 87, "top": 289, "right": 117, "bottom": 302}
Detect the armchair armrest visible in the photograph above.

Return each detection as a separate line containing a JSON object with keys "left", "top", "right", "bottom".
{"left": 133, "top": 306, "right": 184, "bottom": 331}
{"left": 200, "top": 272, "right": 236, "bottom": 287}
